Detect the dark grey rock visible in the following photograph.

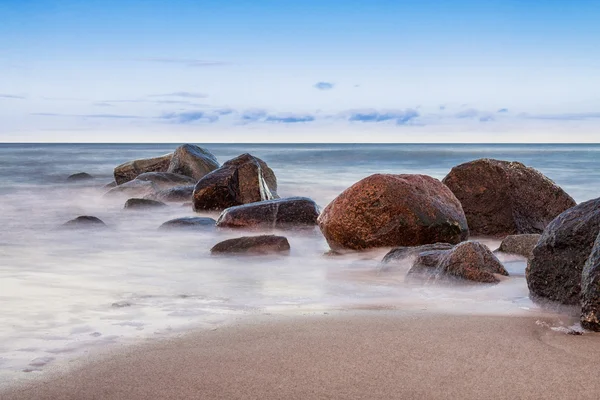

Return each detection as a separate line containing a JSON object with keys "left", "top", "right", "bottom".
{"left": 105, "top": 180, "right": 157, "bottom": 197}
{"left": 114, "top": 153, "right": 172, "bottom": 185}
{"left": 526, "top": 197, "right": 600, "bottom": 305}
{"left": 159, "top": 217, "right": 216, "bottom": 230}
{"left": 62, "top": 216, "right": 107, "bottom": 229}
{"left": 496, "top": 234, "right": 541, "bottom": 259}
{"left": 67, "top": 172, "right": 93, "bottom": 182}
{"left": 124, "top": 198, "right": 167, "bottom": 210}
{"left": 146, "top": 185, "right": 195, "bottom": 203}
{"left": 167, "top": 144, "right": 220, "bottom": 181}
{"left": 210, "top": 235, "right": 290, "bottom": 255}
{"left": 582, "top": 232, "right": 600, "bottom": 331}
{"left": 134, "top": 172, "right": 196, "bottom": 189}
{"left": 216, "top": 197, "right": 319, "bottom": 229}
{"left": 381, "top": 243, "right": 454, "bottom": 264}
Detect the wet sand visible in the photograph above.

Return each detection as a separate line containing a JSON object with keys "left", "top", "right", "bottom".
{"left": 3, "top": 311, "right": 600, "bottom": 400}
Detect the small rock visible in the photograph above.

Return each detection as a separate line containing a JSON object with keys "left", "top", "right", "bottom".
{"left": 124, "top": 198, "right": 167, "bottom": 210}
{"left": 407, "top": 241, "right": 509, "bottom": 284}
{"left": 111, "top": 301, "right": 132, "bottom": 308}
{"left": 496, "top": 234, "right": 541, "bottom": 259}
{"left": 216, "top": 197, "right": 319, "bottom": 229}
{"left": 211, "top": 235, "right": 290, "bottom": 255}
{"left": 159, "top": 217, "right": 216, "bottom": 230}
{"left": 61, "top": 216, "right": 107, "bottom": 229}
{"left": 67, "top": 172, "right": 93, "bottom": 182}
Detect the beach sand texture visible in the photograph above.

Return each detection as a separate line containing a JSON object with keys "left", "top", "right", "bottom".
{"left": 4, "top": 312, "right": 600, "bottom": 400}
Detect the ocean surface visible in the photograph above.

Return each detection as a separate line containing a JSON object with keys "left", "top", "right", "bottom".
{"left": 1, "top": 143, "right": 599, "bottom": 385}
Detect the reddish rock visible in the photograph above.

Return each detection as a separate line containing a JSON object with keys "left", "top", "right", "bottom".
{"left": 167, "top": 144, "right": 220, "bottom": 181}
{"left": 216, "top": 197, "right": 319, "bottom": 229}
{"left": 442, "top": 158, "right": 575, "bottom": 237}
{"left": 210, "top": 235, "right": 290, "bottom": 255}
{"left": 408, "top": 241, "right": 508, "bottom": 284}
{"left": 317, "top": 174, "right": 469, "bottom": 251}
{"left": 193, "top": 154, "right": 278, "bottom": 211}
{"left": 114, "top": 153, "right": 173, "bottom": 185}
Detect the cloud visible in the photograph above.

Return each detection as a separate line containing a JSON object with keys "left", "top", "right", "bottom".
{"left": 347, "top": 109, "right": 420, "bottom": 125}
{"left": 149, "top": 92, "right": 208, "bottom": 99}
{"left": 265, "top": 114, "right": 315, "bottom": 123}
{"left": 93, "top": 102, "right": 114, "bottom": 107}
{"left": 497, "top": 108, "right": 509, "bottom": 113}
{"left": 524, "top": 112, "right": 600, "bottom": 121}
{"left": 439, "top": 105, "right": 447, "bottom": 110}
{"left": 314, "top": 82, "right": 335, "bottom": 90}
{"left": 160, "top": 111, "right": 219, "bottom": 124}
{"left": 31, "top": 113, "right": 144, "bottom": 119}
{"left": 454, "top": 109, "right": 481, "bottom": 118}
{"left": 240, "top": 109, "right": 268, "bottom": 122}
{"left": 0, "top": 94, "right": 25, "bottom": 99}
{"left": 138, "top": 58, "right": 229, "bottom": 67}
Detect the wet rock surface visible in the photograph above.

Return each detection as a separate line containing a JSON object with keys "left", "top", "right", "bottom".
{"left": 146, "top": 185, "right": 195, "bottom": 203}
{"left": 526, "top": 197, "right": 600, "bottom": 305}
{"left": 114, "top": 153, "right": 172, "bottom": 185}
{"left": 210, "top": 235, "right": 290, "bottom": 255}
{"left": 67, "top": 172, "right": 93, "bottom": 182}
{"left": 105, "top": 180, "right": 157, "bottom": 197}
{"left": 317, "top": 174, "right": 469, "bottom": 251}
{"left": 442, "top": 158, "right": 576, "bottom": 237}
{"left": 193, "top": 153, "right": 278, "bottom": 211}
{"left": 167, "top": 144, "right": 220, "bottom": 181}
{"left": 381, "top": 243, "right": 455, "bottom": 264}
{"left": 124, "top": 198, "right": 167, "bottom": 210}
{"left": 61, "top": 216, "right": 107, "bottom": 229}
{"left": 582, "top": 232, "right": 600, "bottom": 331}
{"left": 159, "top": 217, "right": 216, "bottom": 230}
{"left": 216, "top": 197, "right": 319, "bottom": 229}
{"left": 407, "top": 241, "right": 509, "bottom": 284}
{"left": 134, "top": 172, "right": 196, "bottom": 190}
{"left": 496, "top": 234, "right": 541, "bottom": 259}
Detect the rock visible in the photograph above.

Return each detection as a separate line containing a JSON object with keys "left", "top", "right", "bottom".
{"left": 582, "top": 232, "right": 600, "bottom": 331}
{"left": 67, "top": 172, "right": 93, "bottom": 182}
{"left": 105, "top": 180, "right": 157, "bottom": 197}
{"left": 381, "top": 243, "right": 455, "bottom": 264}
{"left": 216, "top": 197, "right": 319, "bottom": 229}
{"left": 167, "top": 144, "right": 220, "bottom": 181}
{"left": 317, "top": 174, "right": 469, "bottom": 251}
{"left": 145, "top": 185, "right": 195, "bottom": 203}
{"left": 442, "top": 158, "right": 576, "bottom": 237}
{"left": 124, "top": 198, "right": 167, "bottom": 210}
{"left": 407, "top": 241, "right": 509, "bottom": 284}
{"left": 496, "top": 234, "right": 540, "bottom": 259}
{"left": 193, "top": 154, "right": 278, "bottom": 211}
{"left": 526, "top": 197, "right": 600, "bottom": 305}
{"left": 210, "top": 235, "right": 290, "bottom": 255}
{"left": 134, "top": 172, "right": 196, "bottom": 189}
{"left": 114, "top": 153, "right": 172, "bottom": 185}
{"left": 104, "top": 181, "right": 118, "bottom": 189}
{"left": 62, "top": 216, "right": 107, "bottom": 229}
{"left": 159, "top": 217, "right": 217, "bottom": 230}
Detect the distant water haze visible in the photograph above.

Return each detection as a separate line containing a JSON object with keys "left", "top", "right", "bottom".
{"left": 1, "top": 143, "right": 599, "bottom": 385}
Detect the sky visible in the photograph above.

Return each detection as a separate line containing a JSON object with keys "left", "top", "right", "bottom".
{"left": 1, "top": 0, "right": 599, "bottom": 143}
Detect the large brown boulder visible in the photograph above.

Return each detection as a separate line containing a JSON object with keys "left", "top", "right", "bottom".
{"left": 526, "top": 198, "right": 600, "bottom": 305}
{"left": 442, "top": 158, "right": 575, "bottom": 237}
{"left": 407, "top": 241, "right": 508, "bottom": 284}
{"left": 114, "top": 153, "right": 172, "bottom": 185}
{"left": 193, "top": 154, "right": 278, "bottom": 211}
{"left": 216, "top": 197, "right": 319, "bottom": 229}
{"left": 167, "top": 144, "right": 220, "bottom": 181}
{"left": 210, "top": 235, "right": 290, "bottom": 255}
{"left": 317, "top": 174, "right": 469, "bottom": 251}
{"left": 135, "top": 172, "right": 196, "bottom": 190}
{"left": 582, "top": 232, "right": 600, "bottom": 331}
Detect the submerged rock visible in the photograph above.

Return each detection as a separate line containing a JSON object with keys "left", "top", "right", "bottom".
{"left": 216, "top": 197, "right": 319, "bottom": 229}
{"left": 442, "top": 158, "right": 576, "bottom": 237}
{"left": 210, "top": 235, "right": 290, "bottom": 255}
{"left": 496, "top": 234, "right": 540, "bottom": 259}
{"left": 114, "top": 153, "right": 172, "bottom": 185}
{"left": 124, "top": 198, "right": 167, "bottom": 210}
{"left": 62, "top": 216, "right": 107, "bottom": 229}
{"left": 317, "top": 174, "right": 469, "bottom": 251}
{"left": 407, "top": 241, "right": 509, "bottom": 284}
{"left": 105, "top": 180, "right": 157, "bottom": 197}
{"left": 582, "top": 232, "right": 600, "bottom": 331}
{"left": 166, "top": 144, "right": 220, "bottom": 181}
{"left": 146, "top": 185, "right": 195, "bottom": 203}
{"left": 159, "top": 217, "right": 216, "bottom": 230}
{"left": 67, "top": 172, "right": 93, "bottom": 182}
{"left": 381, "top": 243, "right": 454, "bottom": 265}
{"left": 104, "top": 181, "right": 118, "bottom": 189}
{"left": 526, "top": 198, "right": 600, "bottom": 305}
{"left": 134, "top": 172, "right": 196, "bottom": 190}
{"left": 193, "top": 153, "right": 278, "bottom": 211}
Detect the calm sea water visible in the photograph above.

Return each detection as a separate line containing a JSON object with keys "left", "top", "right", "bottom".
{"left": 1, "top": 143, "right": 599, "bottom": 385}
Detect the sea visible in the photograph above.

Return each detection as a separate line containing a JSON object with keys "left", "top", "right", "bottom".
{"left": 1, "top": 143, "right": 599, "bottom": 386}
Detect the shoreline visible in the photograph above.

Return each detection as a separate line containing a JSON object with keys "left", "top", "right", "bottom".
{"left": 3, "top": 309, "right": 599, "bottom": 400}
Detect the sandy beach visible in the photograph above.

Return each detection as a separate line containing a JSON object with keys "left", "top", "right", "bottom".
{"left": 3, "top": 311, "right": 600, "bottom": 400}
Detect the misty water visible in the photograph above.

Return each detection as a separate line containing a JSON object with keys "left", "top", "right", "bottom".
{"left": 1, "top": 143, "right": 599, "bottom": 385}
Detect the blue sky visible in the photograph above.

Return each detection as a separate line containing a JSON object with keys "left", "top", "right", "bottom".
{"left": 1, "top": 0, "right": 599, "bottom": 142}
